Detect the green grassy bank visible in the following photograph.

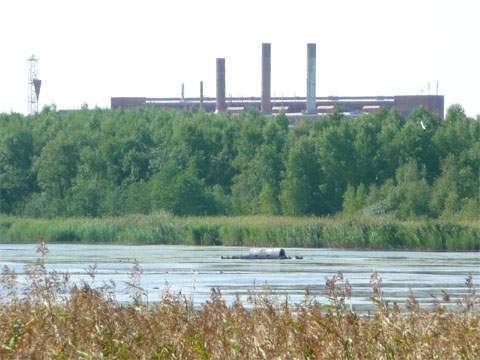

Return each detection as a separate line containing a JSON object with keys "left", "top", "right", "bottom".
{"left": 0, "top": 213, "right": 479, "bottom": 250}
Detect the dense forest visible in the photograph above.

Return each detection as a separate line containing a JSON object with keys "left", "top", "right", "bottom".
{"left": 0, "top": 105, "right": 478, "bottom": 220}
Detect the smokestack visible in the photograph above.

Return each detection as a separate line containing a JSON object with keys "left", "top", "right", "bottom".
{"left": 200, "top": 81, "right": 204, "bottom": 108}
{"left": 306, "top": 43, "right": 316, "bottom": 114}
{"left": 181, "top": 83, "right": 185, "bottom": 102}
{"left": 216, "top": 58, "right": 226, "bottom": 113}
{"left": 261, "top": 43, "right": 272, "bottom": 114}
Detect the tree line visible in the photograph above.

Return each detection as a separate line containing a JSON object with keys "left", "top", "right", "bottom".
{"left": 0, "top": 105, "right": 478, "bottom": 220}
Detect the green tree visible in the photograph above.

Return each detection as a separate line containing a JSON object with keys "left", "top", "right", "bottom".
{"left": 258, "top": 183, "right": 279, "bottom": 215}
{"left": 34, "top": 134, "right": 79, "bottom": 202}
{"left": 342, "top": 183, "right": 367, "bottom": 216}
{"left": 392, "top": 161, "right": 431, "bottom": 219}
{"left": 66, "top": 178, "right": 107, "bottom": 217}
{"left": 281, "top": 138, "right": 321, "bottom": 215}
{"left": 393, "top": 107, "right": 440, "bottom": 182}
{"left": 0, "top": 125, "right": 35, "bottom": 213}
{"left": 151, "top": 167, "right": 215, "bottom": 216}
{"left": 315, "top": 122, "right": 356, "bottom": 213}
{"left": 342, "top": 184, "right": 357, "bottom": 216}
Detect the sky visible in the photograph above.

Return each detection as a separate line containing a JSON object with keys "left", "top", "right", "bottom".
{"left": 1, "top": 0, "right": 479, "bottom": 116}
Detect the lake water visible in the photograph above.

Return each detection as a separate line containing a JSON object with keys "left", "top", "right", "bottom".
{"left": 1, "top": 244, "right": 479, "bottom": 311}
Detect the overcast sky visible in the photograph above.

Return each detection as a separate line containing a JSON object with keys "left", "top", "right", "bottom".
{"left": 1, "top": 0, "right": 479, "bottom": 116}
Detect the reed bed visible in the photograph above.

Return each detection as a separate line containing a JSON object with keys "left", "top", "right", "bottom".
{"left": 1, "top": 243, "right": 479, "bottom": 359}
{"left": 1, "top": 213, "right": 479, "bottom": 250}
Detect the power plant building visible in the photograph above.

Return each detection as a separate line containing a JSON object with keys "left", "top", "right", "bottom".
{"left": 111, "top": 43, "right": 444, "bottom": 119}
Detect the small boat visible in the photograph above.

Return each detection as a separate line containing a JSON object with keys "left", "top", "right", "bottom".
{"left": 221, "top": 248, "right": 303, "bottom": 260}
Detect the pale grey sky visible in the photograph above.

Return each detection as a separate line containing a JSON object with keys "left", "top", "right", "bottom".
{"left": 1, "top": 0, "right": 479, "bottom": 116}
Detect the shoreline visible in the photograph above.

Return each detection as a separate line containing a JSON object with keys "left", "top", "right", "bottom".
{"left": 1, "top": 214, "right": 479, "bottom": 251}
{"left": 1, "top": 242, "right": 480, "bottom": 253}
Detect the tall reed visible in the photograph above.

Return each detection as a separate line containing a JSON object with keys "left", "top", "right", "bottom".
{"left": 1, "top": 214, "right": 479, "bottom": 250}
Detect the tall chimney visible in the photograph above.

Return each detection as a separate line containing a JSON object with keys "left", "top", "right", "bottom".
{"left": 216, "top": 58, "right": 226, "bottom": 113}
{"left": 261, "top": 43, "right": 272, "bottom": 114}
{"left": 200, "top": 81, "right": 204, "bottom": 108}
{"left": 306, "top": 43, "right": 316, "bottom": 114}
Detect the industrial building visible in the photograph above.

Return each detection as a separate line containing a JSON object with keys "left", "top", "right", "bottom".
{"left": 111, "top": 43, "right": 444, "bottom": 119}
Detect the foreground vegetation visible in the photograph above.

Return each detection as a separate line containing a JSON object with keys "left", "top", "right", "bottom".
{"left": 1, "top": 244, "right": 479, "bottom": 359}
{"left": 0, "top": 105, "right": 478, "bottom": 221}
{"left": 1, "top": 213, "right": 479, "bottom": 250}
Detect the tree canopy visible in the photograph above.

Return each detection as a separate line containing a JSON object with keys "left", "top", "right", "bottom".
{"left": 0, "top": 105, "right": 478, "bottom": 220}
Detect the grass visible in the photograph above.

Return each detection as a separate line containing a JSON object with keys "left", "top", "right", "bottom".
{"left": 0, "top": 213, "right": 479, "bottom": 250}
{"left": 0, "top": 243, "right": 479, "bottom": 359}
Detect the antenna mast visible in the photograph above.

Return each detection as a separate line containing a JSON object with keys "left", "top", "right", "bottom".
{"left": 27, "top": 55, "right": 41, "bottom": 114}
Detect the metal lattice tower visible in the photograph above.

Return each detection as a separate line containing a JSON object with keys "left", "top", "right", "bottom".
{"left": 27, "top": 55, "right": 41, "bottom": 114}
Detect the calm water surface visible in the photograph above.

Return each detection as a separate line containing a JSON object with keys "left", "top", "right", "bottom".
{"left": 1, "top": 244, "right": 479, "bottom": 311}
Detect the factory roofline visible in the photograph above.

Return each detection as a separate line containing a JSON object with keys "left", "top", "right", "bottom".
{"left": 111, "top": 94, "right": 445, "bottom": 119}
